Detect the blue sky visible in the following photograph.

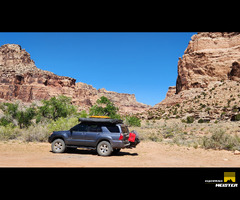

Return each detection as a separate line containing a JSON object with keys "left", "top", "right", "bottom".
{"left": 0, "top": 32, "right": 196, "bottom": 106}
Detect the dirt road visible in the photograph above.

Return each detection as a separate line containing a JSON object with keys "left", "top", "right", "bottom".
{"left": 0, "top": 141, "right": 240, "bottom": 167}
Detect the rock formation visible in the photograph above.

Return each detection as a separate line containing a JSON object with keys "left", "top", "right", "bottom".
{"left": 176, "top": 32, "right": 240, "bottom": 93}
{"left": 0, "top": 44, "right": 150, "bottom": 114}
{"left": 143, "top": 32, "right": 240, "bottom": 121}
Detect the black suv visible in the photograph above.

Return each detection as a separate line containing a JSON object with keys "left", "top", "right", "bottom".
{"left": 48, "top": 116, "right": 140, "bottom": 156}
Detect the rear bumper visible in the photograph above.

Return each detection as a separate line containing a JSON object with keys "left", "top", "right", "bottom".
{"left": 110, "top": 140, "right": 126, "bottom": 149}
{"left": 111, "top": 137, "right": 140, "bottom": 149}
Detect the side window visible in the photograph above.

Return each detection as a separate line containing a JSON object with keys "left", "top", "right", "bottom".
{"left": 88, "top": 124, "right": 102, "bottom": 132}
{"left": 71, "top": 123, "right": 88, "bottom": 132}
{"left": 106, "top": 125, "right": 120, "bottom": 133}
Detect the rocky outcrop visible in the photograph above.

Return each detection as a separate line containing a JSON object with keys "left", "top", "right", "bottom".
{"left": 165, "top": 86, "right": 176, "bottom": 98}
{"left": 145, "top": 32, "right": 240, "bottom": 121}
{"left": 97, "top": 88, "right": 149, "bottom": 113}
{"left": 0, "top": 44, "right": 150, "bottom": 114}
{"left": 176, "top": 32, "right": 240, "bottom": 93}
{"left": 228, "top": 61, "right": 240, "bottom": 81}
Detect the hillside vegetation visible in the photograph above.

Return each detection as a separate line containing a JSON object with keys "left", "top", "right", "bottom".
{"left": 0, "top": 95, "right": 140, "bottom": 142}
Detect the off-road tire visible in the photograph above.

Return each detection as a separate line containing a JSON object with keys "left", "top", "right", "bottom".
{"left": 97, "top": 141, "right": 113, "bottom": 156}
{"left": 52, "top": 139, "right": 66, "bottom": 153}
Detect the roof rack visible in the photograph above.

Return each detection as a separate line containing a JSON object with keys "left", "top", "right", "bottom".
{"left": 90, "top": 116, "right": 110, "bottom": 119}
{"left": 78, "top": 117, "right": 123, "bottom": 124}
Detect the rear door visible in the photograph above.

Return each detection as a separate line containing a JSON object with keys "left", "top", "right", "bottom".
{"left": 84, "top": 124, "right": 102, "bottom": 147}
{"left": 105, "top": 125, "right": 121, "bottom": 141}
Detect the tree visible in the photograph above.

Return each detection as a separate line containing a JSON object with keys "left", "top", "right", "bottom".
{"left": 0, "top": 102, "right": 36, "bottom": 128}
{"left": 0, "top": 102, "right": 18, "bottom": 120}
{"left": 38, "top": 95, "right": 77, "bottom": 121}
{"left": 89, "top": 96, "right": 120, "bottom": 119}
{"left": 16, "top": 107, "right": 36, "bottom": 128}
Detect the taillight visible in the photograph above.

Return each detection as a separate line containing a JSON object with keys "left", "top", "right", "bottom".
{"left": 119, "top": 133, "right": 123, "bottom": 140}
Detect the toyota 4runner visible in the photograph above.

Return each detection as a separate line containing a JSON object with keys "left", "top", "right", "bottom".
{"left": 48, "top": 116, "right": 140, "bottom": 156}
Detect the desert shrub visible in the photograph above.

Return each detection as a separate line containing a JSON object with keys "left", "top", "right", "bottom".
{"left": 172, "top": 132, "right": 191, "bottom": 146}
{"left": 182, "top": 116, "right": 194, "bottom": 123}
{"left": 201, "top": 129, "right": 240, "bottom": 150}
{"left": 198, "top": 118, "right": 210, "bottom": 123}
{"left": 0, "top": 124, "right": 20, "bottom": 140}
{"left": 186, "top": 116, "right": 194, "bottom": 123}
{"left": 20, "top": 123, "right": 50, "bottom": 142}
{"left": 231, "top": 114, "right": 240, "bottom": 121}
{"left": 146, "top": 132, "right": 162, "bottom": 142}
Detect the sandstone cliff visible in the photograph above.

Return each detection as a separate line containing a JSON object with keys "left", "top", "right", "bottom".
{"left": 144, "top": 32, "right": 240, "bottom": 121}
{"left": 0, "top": 44, "right": 150, "bottom": 114}
{"left": 176, "top": 32, "right": 240, "bottom": 93}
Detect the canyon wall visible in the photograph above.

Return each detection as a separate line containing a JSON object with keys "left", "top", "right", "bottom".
{"left": 176, "top": 32, "right": 240, "bottom": 94}
{"left": 0, "top": 44, "right": 150, "bottom": 114}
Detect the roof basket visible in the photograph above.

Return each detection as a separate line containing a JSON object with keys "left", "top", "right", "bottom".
{"left": 78, "top": 117, "right": 123, "bottom": 124}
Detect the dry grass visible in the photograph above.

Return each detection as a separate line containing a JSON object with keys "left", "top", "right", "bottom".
{"left": 131, "top": 119, "right": 240, "bottom": 150}
{"left": 1, "top": 117, "right": 240, "bottom": 151}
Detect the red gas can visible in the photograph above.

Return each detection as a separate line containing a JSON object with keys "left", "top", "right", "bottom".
{"left": 128, "top": 132, "right": 136, "bottom": 142}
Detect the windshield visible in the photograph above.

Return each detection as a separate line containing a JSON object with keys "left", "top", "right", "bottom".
{"left": 120, "top": 125, "right": 129, "bottom": 133}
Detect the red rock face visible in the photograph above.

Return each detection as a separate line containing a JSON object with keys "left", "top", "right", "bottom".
{"left": 0, "top": 44, "right": 150, "bottom": 114}
{"left": 176, "top": 32, "right": 240, "bottom": 94}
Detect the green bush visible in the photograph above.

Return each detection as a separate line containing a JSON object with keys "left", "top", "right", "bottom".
{"left": 48, "top": 117, "right": 78, "bottom": 132}
{"left": 0, "top": 96, "right": 80, "bottom": 142}
{"left": 124, "top": 116, "right": 141, "bottom": 127}
{"left": 198, "top": 118, "right": 210, "bottom": 123}
{"left": 231, "top": 114, "right": 240, "bottom": 121}
{"left": 187, "top": 116, "right": 194, "bottom": 123}
{"left": 182, "top": 116, "right": 194, "bottom": 123}
{"left": 0, "top": 116, "right": 12, "bottom": 126}
{"left": 77, "top": 110, "right": 88, "bottom": 118}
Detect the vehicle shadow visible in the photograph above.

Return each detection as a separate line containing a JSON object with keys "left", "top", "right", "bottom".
{"left": 50, "top": 148, "right": 138, "bottom": 156}
{"left": 113, "top": 151, "right": 138, "bottom": 156}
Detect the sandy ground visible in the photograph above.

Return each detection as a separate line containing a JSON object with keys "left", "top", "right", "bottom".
{"left": 0, "top": 141, "right": 240, "bottom": 167}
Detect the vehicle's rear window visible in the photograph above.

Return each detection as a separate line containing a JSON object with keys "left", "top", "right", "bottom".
{"left": 120, "top": 125, "right": 129, "bottom": 133}
{"left": 106, "top": 125, "right": 120, "bottom": 133}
